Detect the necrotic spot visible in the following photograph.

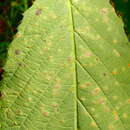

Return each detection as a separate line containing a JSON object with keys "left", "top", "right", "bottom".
{"left": 15, "top": 49, "right": 21, "bottom": 55}
{"left": 35, "top": 9, "right": 42, "bottom": 16}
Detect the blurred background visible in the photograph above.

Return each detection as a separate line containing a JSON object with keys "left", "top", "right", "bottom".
{"left": 0, "top": 0, "right": 129, "bottom": 69}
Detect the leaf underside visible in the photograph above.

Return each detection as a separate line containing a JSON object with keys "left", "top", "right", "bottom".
{"left": 1, "top": 0, "right": 130, "bottom": 130}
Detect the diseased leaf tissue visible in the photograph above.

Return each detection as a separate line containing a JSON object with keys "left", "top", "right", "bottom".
{"left": 1, "top": 0, "right": 130, "bottom": 130}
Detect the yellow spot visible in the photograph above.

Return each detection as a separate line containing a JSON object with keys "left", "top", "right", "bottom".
{"left": 87, "top": 7, "right": 92, "bottom": 12}
{"left": 115, "top": 106, "right": 120, "bottom": 110}
{"left": 128, "top": 64, "right": 130, "bottom": 67}
{"left": 104, "top": 86, "right": 109, "bottom": 91}
{"left": 119, "top": 102, "right": 122, "bottom": 106}
{"left": 115, "top": 81, "right": 119, "bottom": 86}
{"left": 85, "top": 26, "right": 90, "bottom": 31}
{"left": 122, "top": 67, "right": 126, "bottom": 71}
{"left": 112, "top": 69, "right": 118, "bottom": 75}
{"left": 67, "top": 57, "right": 73, "bottom": 63}
{"left": 52, "top": 89, "right": 59, "bottom": 96}
{"left": 54, "top": 84, "right": 61, "bottom": 89}
{"left": 98, "top": 98, "right": 105, "bottom": 104}
{"left": 69, "top": 86, "right": 75, "bottom": 93}
{"left": 83, "top": 51, "right": 92, "bottom": 58}
{"left": 113, "top": 49, "right": 120, "bottom": 57}
{"left": 58, "top": 49, "right": 62, "bottom": 52}
{"left": 100, "top": 8, "right": 108, "bottom": 15}
{"left": 79, "top": 85, "right": 87, "bottom": 89}
{"left": 113, "top": 96, "right": 118, "bottom": 100}
{"left": 74, "top": 0, "right": 79, "bottom": 4}
{"left": 47, "top": 42, "right": 52, "bottom": 46}
{"left": 43, "top": 47, "right": 50, "bottom": 52}
{"left": 104, "top": 106, "right": 110, "bottom": 112}
{"left": 107, "top": 27, "right": 112, "bottom": 31}
{"left": 13, "top": 121, "right": 18, "bottom": 125}
{"left": 85, "top": 82, "right": 91, "bottom": 87}
{"left": 113, "top": 39, "right": 118, "bottom": 44}
{"left": 127, "top": 99, "right": 130, "bottom": 103}
{"left": 43, "top": 16, "right": 47, "bottom": 20}
{"left": 80, "top": 97, "right": 86, "bottom": 101}
{"left": 88, "top": 33, "right": 95, "bottom": 40}
{"left": 90, "top": 122, "right": 97, "bottom": 128}
{"left": 113, "top": 111, "right": 119, "bottom": 120}
{"left": 84, "top": 111, "right": 89, "bottom": 115}
{"left": 92, "top": 88, "right": 100, "bottom": 95}
{"left": 51, "top": 14, "right": 57, "bottom": 19}
{"left": 28, "top": 97, "right": 32, "bottom": 101}
{"left": 52, "top": 103, "right": 58, "bottom": 107}
{"left": 91, "top": 108, "right": 95, "bottom": 112}
{"left": 103, "top": 16, "right": 109, "bottom": 23}
{"left": 95, "top": 34, "right": 101, "bottom": 40}
{"left": 59, "top": 120, "right": 65, "bottom": 123}
{"left": 122, "top": 113, "right": 127, "bottom": 118}
{"left": 95, "top": 18, "right": 99, "bottom": 22}
{"left": 42, "top": 111, "right": 49, "bottom": 117}
{"left": 108, "top": 125, "right": 114, "bottom": 130}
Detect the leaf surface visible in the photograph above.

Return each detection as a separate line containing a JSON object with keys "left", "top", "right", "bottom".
{"left": 1, "top": 0, "right": 130, "bottom": 130}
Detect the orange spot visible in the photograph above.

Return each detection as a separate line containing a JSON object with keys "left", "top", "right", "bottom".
{"left": 128, "top": 64, "right": 130, "bottom": 67}
{"left": 112, "top": 70, "right": 117, "bottom": 75}
{"left": 127, "top": 99, "right": 130, "bottom": 103}
{"left": 113, "top": 111, "right": 119, "bottom": 120}
{"left": 92, "top": 88, "right": 100, "bottom": 95}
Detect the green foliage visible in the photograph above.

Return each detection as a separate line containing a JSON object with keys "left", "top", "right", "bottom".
{"left": 1, "top": 0, "right": 130, "bottom": 130}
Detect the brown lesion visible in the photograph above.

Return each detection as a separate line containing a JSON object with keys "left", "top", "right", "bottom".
{"left": 35, "top": 8, "right": 42, "bottom": 16}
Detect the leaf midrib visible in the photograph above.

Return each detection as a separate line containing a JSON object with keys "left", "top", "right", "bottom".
{"left": 68, "top": 1, "right": 127, "bottom": 130}
{"left": 68, "top": 0, "right": 78, "bottom": 130}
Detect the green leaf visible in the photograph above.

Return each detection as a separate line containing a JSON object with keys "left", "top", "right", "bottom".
{"left": 1, "top": 0, "right": 130, "bottom": 129}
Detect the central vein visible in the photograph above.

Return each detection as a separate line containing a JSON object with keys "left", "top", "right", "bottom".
{"left": 68, "top": 0, "right": 78, "bottom": 129}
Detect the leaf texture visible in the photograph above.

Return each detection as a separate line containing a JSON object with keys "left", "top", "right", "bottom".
{"left": 1, "top": 0, "right": 130, "bottom": 130}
